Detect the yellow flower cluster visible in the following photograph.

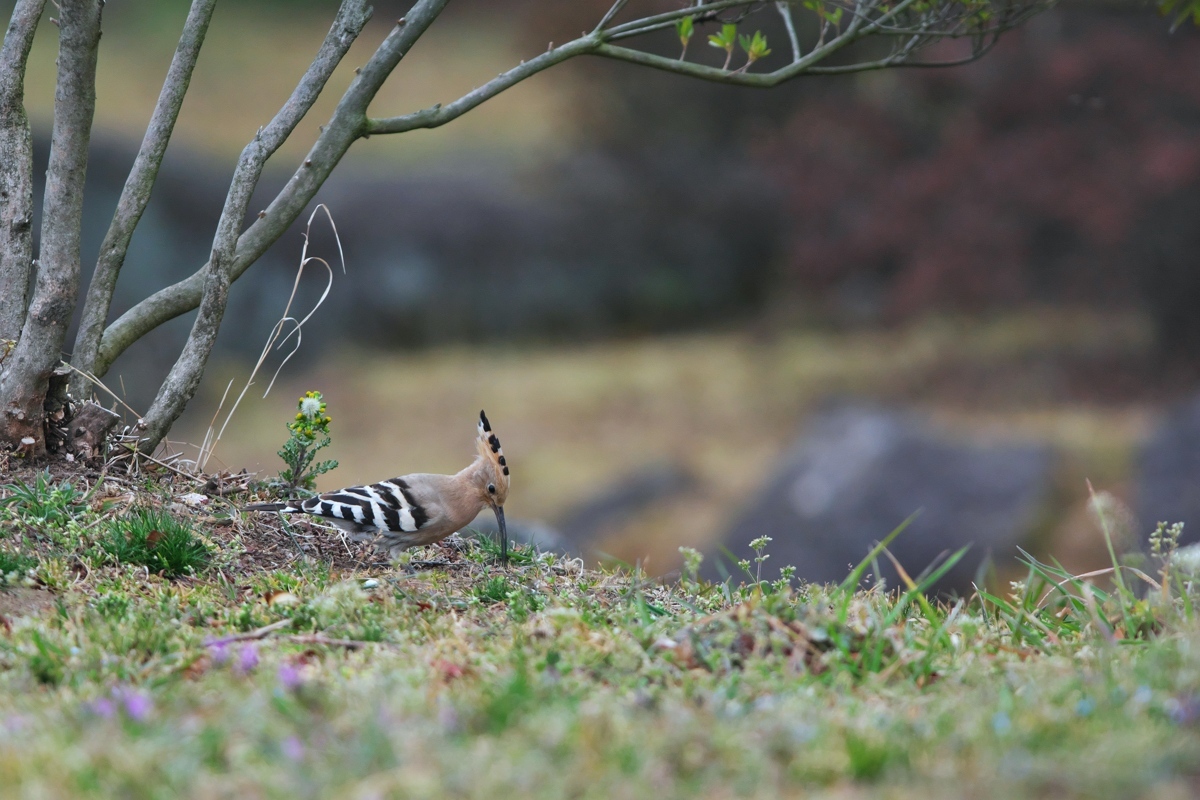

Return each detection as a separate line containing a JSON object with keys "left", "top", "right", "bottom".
{"left": 289, "top": 391, "right": 332, "bottom": 438}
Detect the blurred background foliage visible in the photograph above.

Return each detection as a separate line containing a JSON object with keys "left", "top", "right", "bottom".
{"left": 10, "top": 0, "right": 1200, "bottom": 576}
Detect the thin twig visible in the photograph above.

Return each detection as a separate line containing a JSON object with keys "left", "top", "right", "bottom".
{"left": 776, "top": 1, "right": 802, "bottom": 62}
{"left": 60, "top": 362, "right": 143, "bottom": 420}
{"left": 205, "top": 618, "right": 291, "bottom": 647}
{"left": 595, "top": 0, "right": 631, "bottom": 31}
{"left": 277, "top": 634, "right": 382, "bottom": 649}
{"left": 112, "top": 443, "right": 208, "bottom": 485}
{"left": 197, "top": 205, "right": 344, "bottom": 471}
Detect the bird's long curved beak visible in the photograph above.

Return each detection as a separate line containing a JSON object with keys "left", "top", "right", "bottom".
{"left": 493, "top": 505, "right": 508, "bottom": 566}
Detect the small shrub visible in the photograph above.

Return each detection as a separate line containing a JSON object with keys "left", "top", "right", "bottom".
{"left": 101, "top": 508, "right": 209, "bottom": 578}
{"left": 274, "top": 390, "right": 338, "bottom": 497}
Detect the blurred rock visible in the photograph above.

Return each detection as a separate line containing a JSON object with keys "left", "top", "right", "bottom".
{"left": 708, "top": 405, "right": 1054, "bottom": 594}
{"left": 554, "top": 462, "right": 697, "bottom": 548}
{"left": 1135, "top": 394, "right": 1200, "bottom": 547}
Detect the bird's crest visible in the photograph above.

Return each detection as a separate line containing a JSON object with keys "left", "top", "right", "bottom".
{"left": 476, "top": 410, "right": 510, "bottom": 501}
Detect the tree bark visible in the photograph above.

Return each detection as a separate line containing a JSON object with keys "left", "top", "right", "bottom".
{"left": 0, "top": 0, "right": 47, "bottom": 344}
{"left": 0, "top": 0, "right": 102, "bottom": 455}
{"left": 69, "top": 0, "right": 218, "bottom": 400}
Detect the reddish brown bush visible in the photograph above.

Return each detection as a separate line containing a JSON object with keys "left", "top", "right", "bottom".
{"left": 756, "top": 11, "right": 1200, "bottom": 334}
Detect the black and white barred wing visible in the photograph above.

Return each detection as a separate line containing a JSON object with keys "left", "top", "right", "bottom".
{"left": 298, "top": 479, "right": 430, "bottom": 533}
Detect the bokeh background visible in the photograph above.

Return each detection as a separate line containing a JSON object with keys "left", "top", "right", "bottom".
{"left": 14, "top": 0, "right": 1200, "bottom": 587}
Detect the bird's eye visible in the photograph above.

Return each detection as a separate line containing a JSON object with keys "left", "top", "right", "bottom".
{"left": 487, "top": 484, "right": 496, "bottom": 494}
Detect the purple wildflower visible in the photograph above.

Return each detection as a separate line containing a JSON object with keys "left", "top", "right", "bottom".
{"left": 119, "top": 690, "right": 153, "bottom": 722}
{"left": 206, "top": 639, "right": 230, "bottom": 665}
{"left": 281, "top": 735, "right": 305, "bottom": 762}
{"left": 277, "top": 662, "right": 303, "bottom": 692}
{"left": 237, "top": 643, "right": 259, "bottom": 675}
{"left": 1168, "top": 695, "right": 1200, "bottom": 726}
{"left": 88, "top": 697, "right": 116, "bottom": 719}
{"left": 1, "top": 714, "right": 28, "bottom": 734}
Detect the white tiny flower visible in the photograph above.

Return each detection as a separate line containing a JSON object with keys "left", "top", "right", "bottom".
{"left": 1171, "top": 543, "right": 1200, "bottom": 576}
{"left": 299, "top": 397, "right": 323, "bottom": 418}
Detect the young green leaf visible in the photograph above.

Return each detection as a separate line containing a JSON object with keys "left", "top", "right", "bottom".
{"left": 676, "top": 15, "right": 694, "bottom": 59}
{"left": 737, "top": 31, "right": 771, "bottom": 72}
{"left": 707, "top": 23, "right": 738, "bottom": 70}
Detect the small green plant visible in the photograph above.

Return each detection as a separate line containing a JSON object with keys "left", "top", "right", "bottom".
{"left": 679, "top": 546, "right": 703, "bottom": 590}
{"left": 0, "top": 549, "right": 35, "bottom": 586}
{"left": 475, "top": 575, "right": 511, "bottom": 605}
{"left": 736, "top": 30, "right": 771, "bottom": 72}
{"left": 707, "top": 23, "right": 739, "bottom": 70}
{"left": 100, "top": 508, "right": 210, "bottom": 578}
{"left": 749, "top": 535, "right": 772, "bottom": 584}
{"left": 0, "top": 471, "right": 85, "bottom": 529}
{"left": 470, "top": 530, "right": 536, "bottom": 566}
{"left": 1151, "top": 520, "right": 1185, "bottom": 601}
{"left": 275, "top": 391, "right": 338, "bottom": 496}
{"left": 675, "top": 15, "right": 694, "bottom": 59}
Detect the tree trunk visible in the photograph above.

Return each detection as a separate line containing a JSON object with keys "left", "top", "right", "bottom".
{"left": 0, "top": 0, "right": 102, "bottom": 455}
{"left": 0, "top": 0, "right": 47, "bottom": 344}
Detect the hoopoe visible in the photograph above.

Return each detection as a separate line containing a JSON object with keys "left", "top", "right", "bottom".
{"left": 246, "top": 410, "right": 511, "bottom": 564}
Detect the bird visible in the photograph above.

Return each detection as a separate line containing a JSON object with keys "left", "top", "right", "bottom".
{"left": 246, "top": 410, "right": 511, "bottom": 564}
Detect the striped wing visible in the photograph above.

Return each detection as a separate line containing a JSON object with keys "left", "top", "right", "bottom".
{"left": 297, "top": 479, "right": 430, "bottom": 533}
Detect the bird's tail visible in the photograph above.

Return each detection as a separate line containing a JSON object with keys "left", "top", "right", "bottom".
{"left": 244, "top": 502, "right": 291, "bottom": 512}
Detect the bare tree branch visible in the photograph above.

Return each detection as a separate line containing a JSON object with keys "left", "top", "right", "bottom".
{"left": 776, "top": 1, "right": 802, "bottom": 63}
{"left": 69, "top": 0, "right": 218, "bottom": 400}
{"left": 96, "top": 0, "right": 455, "bottom": 383}
{"left": 138, "top": 0, "right": 376, "bottom": 450}
{"left": 595, "top": 0, "right": 632, "bottom": 32}
{"left": 605, "top": 0, "right": 768, "bottom": 37}
{"left": 594, "top": 13, "right": 869, "bottom": 85}
{"left": 0, "top": 0, "right": 48, "bottom": 343}
{"left": 0, "top": 0, "right": 102, "bottom": 454}
{"left": 368, "top": 37, "right": 599, "bottom": 135}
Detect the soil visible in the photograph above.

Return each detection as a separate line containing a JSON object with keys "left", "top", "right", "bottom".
{"left": 0, "top": 587, "right": 55, "bottom": 621}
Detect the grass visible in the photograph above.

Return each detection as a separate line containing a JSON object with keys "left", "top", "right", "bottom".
{"left": 99, "top": 508, "right": 211, "bottom": 578}
{"left": 1, "top": 464, "right": 1199, "bottom": 796}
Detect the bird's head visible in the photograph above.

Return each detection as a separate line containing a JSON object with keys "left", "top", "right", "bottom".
{"left": 474, "top": 409, "right": 510, "bottom": 508}
{"left": 474, "top": 410, "right": 510, "bottom": 564}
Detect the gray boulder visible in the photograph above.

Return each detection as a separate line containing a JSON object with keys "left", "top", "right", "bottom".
{"left": 708, "top": 405, "right": 1054, "bottom": 594}
{"left": 1135, "top": 393, "right": 1200, "bottom": 547}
